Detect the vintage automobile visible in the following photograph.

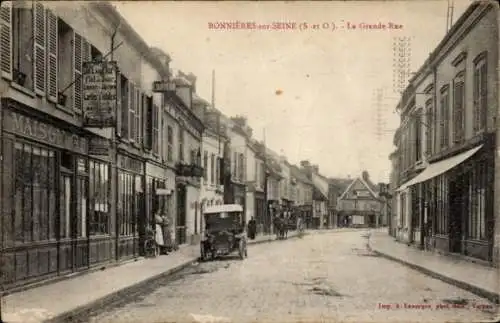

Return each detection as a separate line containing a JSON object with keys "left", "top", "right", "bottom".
{"left": 200, "top": 204, "right": 248, "bottom": 261}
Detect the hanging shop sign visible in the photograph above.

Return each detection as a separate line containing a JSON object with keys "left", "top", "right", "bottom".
{"left": 82, "top": 61, "right": 118, "bottom": 128}
{"left": 152, "top": 80, "right": 176, "bottom": 93}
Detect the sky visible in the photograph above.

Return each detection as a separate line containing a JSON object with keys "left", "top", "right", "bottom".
{"left": 115, "top": 0, "right": 471, "bottom": 183}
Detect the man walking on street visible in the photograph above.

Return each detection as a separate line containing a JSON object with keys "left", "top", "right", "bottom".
{"left": 248, "top": 216, "right": 257, "bottom": 240}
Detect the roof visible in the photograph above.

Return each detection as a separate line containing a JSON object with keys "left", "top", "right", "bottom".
{"left": 329, "top": 178, "right": 352, "bottom": 192}
{"left": 289, "top": 165, "right": 313, "bottom": 185}
{"left": 338, "top": 177, "right": 379, "bottom": 201}
{"left": 203, "top": 204, "right": 243, "bottom": 214}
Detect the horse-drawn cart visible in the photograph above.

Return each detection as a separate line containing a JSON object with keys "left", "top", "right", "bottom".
{"left": 200, "top": 204, "right": 248, "bottom": 261}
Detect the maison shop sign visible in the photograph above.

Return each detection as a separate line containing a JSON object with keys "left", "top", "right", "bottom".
{"left": 5, "top": 111, "right": 88, "bottom": 154}
{"left": 82, "top": 61, "right": 118, "bottom": 128}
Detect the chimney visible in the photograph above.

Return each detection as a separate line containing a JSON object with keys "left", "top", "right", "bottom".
{"left": 300, "top": 160, "right": 310, "bottom": 168}
{"left": 362, "top": 170, "right": 369, "bottom": 182}
{"left": 312, "top": 164, "right": 319, "bottom": 174}
{"left": 185, "top": 72, "right": 197, "bottom": 93}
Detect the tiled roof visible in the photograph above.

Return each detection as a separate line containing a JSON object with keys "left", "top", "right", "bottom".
{"left": 290, "top": 165, "right": 313, "bottom": 185}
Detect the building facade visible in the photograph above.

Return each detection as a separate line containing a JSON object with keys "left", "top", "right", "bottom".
{"left": 252, "top": 140, "right": 267, "bottom": 234}
{"left": 337, "top": 174, "right": 383, "bottom": 228}
{"left": 393, "top": 2, "right": 498, "bottom": 264}
{"left": 290, "top": 165, "right": 313, "bottom": 228}
{"left": 0, "top": 1, "right": 204, "bottom": 290}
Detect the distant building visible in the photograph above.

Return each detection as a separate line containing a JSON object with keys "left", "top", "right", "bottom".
{"left": 337, "top": 172, "right": 383, "bottom": 228}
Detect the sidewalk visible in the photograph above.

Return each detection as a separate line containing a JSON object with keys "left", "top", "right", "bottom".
{"left": 1, "top": 231, "right": 302, "bottom": 323}
{"left": 370, "top": 229, "right": 500, "bottom": 304}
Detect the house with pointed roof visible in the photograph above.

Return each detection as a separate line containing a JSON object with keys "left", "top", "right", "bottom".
{"left": 337, "top": 172, "right": 383, "bottom": 228}
{"left": 290, "top": 165, "right": 314, "bottom": 228}
{"left": 300, "top": 161, "right": 331, "bottom": 229}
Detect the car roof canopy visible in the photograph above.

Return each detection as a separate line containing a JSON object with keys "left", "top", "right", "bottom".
{"left": 204, "top": 204, "right": 243, "bottom": 215}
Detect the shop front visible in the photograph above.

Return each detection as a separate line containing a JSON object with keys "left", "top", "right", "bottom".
{"left": 116, "top": 153, "right": 144, "bottom": 260}
{"left": 0, "top": 100, "right": 96, "bottom": 287}
{"left": 233, "top": 182, "right": 247, "bottom": 223}
{"left": 254, "top": 191, "right": 266, "bottom": 234}
{"left": 144, "top": 162, "right": 173, "bottom": 255}
{"left": 398, "top": 137, "right": 495, "bottom": 263}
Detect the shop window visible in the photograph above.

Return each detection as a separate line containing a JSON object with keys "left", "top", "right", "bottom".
{"left": 119, "top": 171, "right": 138, "bottom": 236}
{"left": 12, "top": 2, "right": 34, "bottom": 91}
{"left": 467, "top": 162, "right": 487, "bottom": 240}
{"left": 14, "top": 142, "right": 56, "bottom": 243}
{"left": 89, "top": 161, "right": 110, "bottom": 235}
{"left": 473, "top": 54, "right": 487, "bottom": 133}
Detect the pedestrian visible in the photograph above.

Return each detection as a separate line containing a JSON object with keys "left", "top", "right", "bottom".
{"left": 154, "top": 211, "right": 165, "bottom": 255}
{"left": 248, "top": 216, "right": 257, "bottom": 240}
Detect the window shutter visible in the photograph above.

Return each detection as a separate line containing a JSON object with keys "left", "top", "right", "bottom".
{"left": 116, "top": 74, "right": 122, "bottom": 137}
{"left": 135, "top": 89, "right": 140, "bottom": 143}
{"left": 73, "top": 32, "right": 82, "bottom": 111}
{"left": 33, "top": 2, "right": 46, "bottom": 94}
{"left": 145, "top": 97, "right": 153, "bottom": 150}
{"left": 129, "top": 82, "right": 135, "bottom": 140}
{"left": 0, "top": 2, "right": 12, "bottom": 80}
{"left": 45, "top": 9, "right": 57, "bottom": 102}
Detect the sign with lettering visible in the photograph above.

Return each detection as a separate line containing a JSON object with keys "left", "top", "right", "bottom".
{"left": 152, "top": 80, "right": 176, "bottom": 93}
{"left": 5, "top": 110, "right": 88, "bottom": 154}
{"left": 89, "top": 137, "right": 111, "bottom": 156}
{"left": 82, "top": 61, "right": 118, "bottom": 128}
{"left": 117, "top": 154, "right": 143, "bottom": 174}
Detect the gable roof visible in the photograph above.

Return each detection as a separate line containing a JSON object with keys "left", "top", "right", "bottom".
{"left": 338, "top": 177, "right": 379, "bottom": 200}
{"left": 329, "top": 178, "right": 351, "bottom": 192}
{"left": 290, "top": 165, "right": 313, "bottom": 185}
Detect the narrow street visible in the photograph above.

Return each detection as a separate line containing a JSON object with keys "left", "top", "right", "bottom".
{"left": 83, "top": 231, "right": 497, "bottom": 323}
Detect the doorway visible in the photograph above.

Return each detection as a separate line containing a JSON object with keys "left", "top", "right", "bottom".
{"left": 449, "top": 174, "right": 467, "bottom": 254}
{"left": 176, "top": 184, "right": 187, "bottom": 245}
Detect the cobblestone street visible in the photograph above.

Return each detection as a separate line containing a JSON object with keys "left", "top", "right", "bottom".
{"left": 85, "top": 231, "right": 498, "bottom": 323}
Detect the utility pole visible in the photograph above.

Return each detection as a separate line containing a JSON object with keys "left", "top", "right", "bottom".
{"left": 263, "top": 128, "right": 270, "bottom": 234}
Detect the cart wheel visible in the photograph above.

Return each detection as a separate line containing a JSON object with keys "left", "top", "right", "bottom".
{"left": 238, "top": 240, "right": 245, "bottom": 260}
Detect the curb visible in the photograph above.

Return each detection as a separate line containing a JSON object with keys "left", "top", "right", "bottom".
{"left": 43, "top": 258, "right": 199, "bottom": 323}
{"left": 372, "top": 249, "right": 500, "bottom": 305}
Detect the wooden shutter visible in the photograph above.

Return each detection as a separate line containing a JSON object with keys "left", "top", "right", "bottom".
{"left": 33, "top": 2, "right": 46, "bottom": 94}
{"left": 45, "top": 9, "right": 57, "bottom": 102}
{"left": 0, "top": 2, "right": 12, "bottom": 80}
{"left": 116, "top": 73, "right": 122, "bottom": 137}
{"left": 73, "top": 32, "right": 82, "bottom": 111}
{"left": 145, "top": 97, "right": 153, "bottom": 150}
{"left": 129, "top": 83, "right": 135, "bottom": 141}
{"left": 135, "top": 89, "right": 140, "bottom": 143}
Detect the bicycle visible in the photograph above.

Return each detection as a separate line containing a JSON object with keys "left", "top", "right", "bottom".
{"left": 144, "top": 226, "right": 159, "bottom": 257}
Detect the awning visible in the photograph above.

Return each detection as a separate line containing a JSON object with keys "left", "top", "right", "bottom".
{"left": 396, "top": 144, "right": 483, "bottom": 192}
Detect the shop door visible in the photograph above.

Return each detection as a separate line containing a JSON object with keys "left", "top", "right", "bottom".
{"left": 176, "top": 184, "right": 187, "bottom": 244}
{"left": 73, "top": 175, "right": 89, "bottom": 270}
{"left": 449, "top": 177, "right": 464, "bottom": 254}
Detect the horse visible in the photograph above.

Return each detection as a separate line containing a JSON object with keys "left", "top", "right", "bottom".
{"left": 273, "top": 216, "right": 288, "bottom": 240}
